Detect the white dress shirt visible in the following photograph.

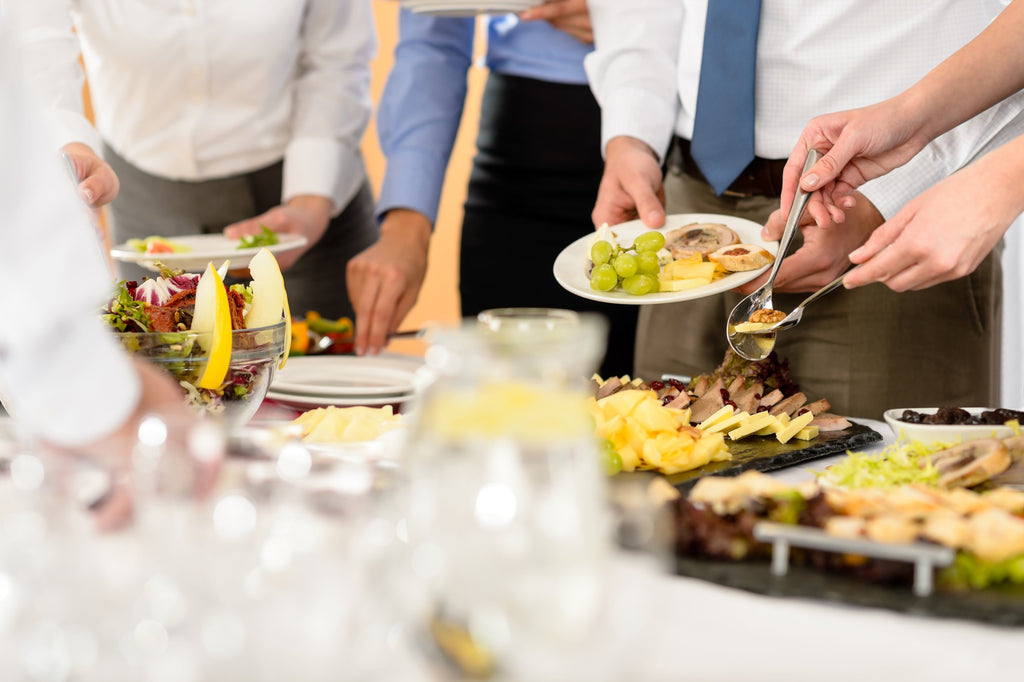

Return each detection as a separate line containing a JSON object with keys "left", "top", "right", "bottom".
{"left": 11, "top": 0, "right": 375, "bottom": 213}
{"left": 0, "top": 21, "right": 140, "bottom": 448}
{"left": 586, "top": 0, "right": 1024, "bottom": 218}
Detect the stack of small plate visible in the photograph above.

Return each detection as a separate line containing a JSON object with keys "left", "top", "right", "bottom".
{"left": 392, "top": 0, "right": 534, "bottom": 17}
{"left": 266, "top": 354, "right": 423, "bottom": 411}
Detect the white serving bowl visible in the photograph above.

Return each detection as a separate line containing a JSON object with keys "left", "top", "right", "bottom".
{"left": 883, "top": 407, "right": 1019, "bottom": 447}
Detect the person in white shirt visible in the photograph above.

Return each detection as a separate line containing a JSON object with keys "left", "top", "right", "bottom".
{"left": 0, "top": 21, "right": 194, "bottom": 481}
{"left": 13, "top": 0, "right": 378, "bottom": 321}
{"left": 585, "top": 0, "right": 1024, "bottom": 419}
{"left": 771, "top": 0, "right": 1024, "bottom": 294}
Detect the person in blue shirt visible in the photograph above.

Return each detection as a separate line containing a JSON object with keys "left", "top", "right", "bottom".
{"left": 347, "top": 1, "right": 637, "bottom": 378}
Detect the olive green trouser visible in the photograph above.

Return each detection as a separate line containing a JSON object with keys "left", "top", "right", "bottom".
{"left": 634, "top": 170, "right": 1002, "bottom": 420}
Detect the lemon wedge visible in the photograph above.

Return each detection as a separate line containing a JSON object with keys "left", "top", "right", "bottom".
{"left": 245, "top": 248, "right": 291, "bottom": 368}
{"left": 192, "top": 262, "right": 233, "bottom": 390}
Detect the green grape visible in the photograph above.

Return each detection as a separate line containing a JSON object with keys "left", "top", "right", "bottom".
{"left": 590, "top": 239, "right": 614, "bottom": 266}
{"left": 599, "top": 438, "right": 623, "bottom": 475}
{"left": 636, "top": 251, "right": 661, "bottom": 276}
{"left": 621, "top": 274, "right": 658, "bottom": 296}
{"left": 589, "top": 263, "right": 618, "bottom": 291}
{"left": 612, "top": 252, "right": 638, "bottom": 278}
{"left": 634, "top": 230, "right": 666, "bottom": 253}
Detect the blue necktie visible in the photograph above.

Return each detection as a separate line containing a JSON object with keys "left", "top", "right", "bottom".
{"left": 690, "top": 0, "right": 762, "bottom": 196}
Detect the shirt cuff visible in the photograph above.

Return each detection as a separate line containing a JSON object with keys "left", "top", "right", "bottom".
{"left": 282, "top": 137, "right": 350, "bottom": 215}
{"left": 597, "top": 86, "right": 678, "bottom": 163}
{"left": 2, "top": 316, "right": 141, "bottom": 449}
{"left": 376, "top": 147, "right": 449, "bottom": 225}
{"left": 43, "top": 109, "right": 104, "bottom": 157}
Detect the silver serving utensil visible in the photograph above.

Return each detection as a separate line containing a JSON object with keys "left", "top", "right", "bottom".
{"left": 742, "top": 265, "right": 861, "bottom": 336}
{"left": 726, "top": 149, "right": 820, "bottom": 361}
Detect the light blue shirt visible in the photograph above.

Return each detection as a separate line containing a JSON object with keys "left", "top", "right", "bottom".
{"left": 376, "top": 10, "right": 591, "bottom": 223}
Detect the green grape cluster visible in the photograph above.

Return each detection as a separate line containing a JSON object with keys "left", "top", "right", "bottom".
{"left": 589, "top": 231, "right": 666, "bottom": 295}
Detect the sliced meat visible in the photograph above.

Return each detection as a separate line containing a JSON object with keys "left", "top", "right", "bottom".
{"left": 147, "top": 306, "right": 179, "bottom": 333}
{"left": 689, "top": 377, "right": 726, "bottom": 423}
{"left": 664, "top": 223, "right": 740, "bottom": 259}
{"left": 926, "top": 438, "right": 1011, "bottom": 488}
{"left": 731, "top": 381, "right": 763, "bottom": 415}
{"left": 804, "top": 398, "right": 831, "bottom": 416}
{"left": 691, "top": 375, "right": 711, "bottom": 398}
{"left": 595, "top": 376, "right": 623, "bottom": 400}
{"left": 665, "top": 392, "right": 692, "bottom": 410}
{"left": 725, "top": 375, "right": 746, "bottom": 398}
{"left": 810, "top": 413, "right": 852, "bottom": 432}
{"left": 227, "top": 288, "right": 246, "bottom": 330}
{"left": 769, "top": 392, "right": 807, "bottom": 417}
{"left": 759, "top": 388, "right": 784, "bottom": 408}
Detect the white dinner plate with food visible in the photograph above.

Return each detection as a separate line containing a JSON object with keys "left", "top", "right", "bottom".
{"left": 110, "top": 233, "right": 308, "bottom": 273}
{"left": 265, "top": 389, "right": 415, "bottom": 410}
{"left": 270, "top": 355, "right": 423, "bottom": 398}
{"left": 553, "top": 213, "right": 777, "bottom": 305}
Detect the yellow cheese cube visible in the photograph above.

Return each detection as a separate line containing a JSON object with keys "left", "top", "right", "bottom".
{"left": 664, "top": 261, "right": 717, "bottom": 281}
{"left": 704, "top": 411, "right": 750, "bottom": 434}
{"left": 776, "top": 411, "right": 815, "bottom": 444}
{"left": 697, "top": 405, "right": 734, "bottom": 430}
{"left": 660, "top": 277, "right": 712, "bottom": 292}
{"left": 728, "top": 411, "right": 778, "bottom": 440}
{"left": 794, "top": 425, "right": 820, "bottom": 441}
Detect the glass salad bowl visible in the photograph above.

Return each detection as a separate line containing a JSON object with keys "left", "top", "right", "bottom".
{"left": 115, "top": 320, "right": 287, "bottom": 424}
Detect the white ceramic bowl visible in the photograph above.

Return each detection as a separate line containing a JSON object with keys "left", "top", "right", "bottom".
{"left": 883, "top": 407, "right": 1018, "bottom": 447}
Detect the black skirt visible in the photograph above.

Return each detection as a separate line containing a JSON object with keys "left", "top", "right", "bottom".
{"left": 460, "top": 72, "right": 638, "bottom": 378}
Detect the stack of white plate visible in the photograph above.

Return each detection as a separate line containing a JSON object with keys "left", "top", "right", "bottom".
{"left": 393, "top": 0, "right": 534, "bottom": 17}
{"left": 266, "top": 354, "right": 423, "bottom": 411}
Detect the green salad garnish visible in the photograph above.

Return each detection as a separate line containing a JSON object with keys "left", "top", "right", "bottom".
{"left": 237, "top": 225, "right": 280, "bottom": 250}
{"left": 816, "top": 439, "right": 943, "bottom": 489}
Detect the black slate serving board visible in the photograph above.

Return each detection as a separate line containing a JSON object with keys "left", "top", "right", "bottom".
{"left": 676, "top": 556, "right": 1024, "bottom": 627}
{"left": 663, "top": 420, "right": 882, "bottom": 492}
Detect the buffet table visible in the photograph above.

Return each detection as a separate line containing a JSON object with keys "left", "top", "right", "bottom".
{"left": 3, "top": 417, "right": 1024, "bottom": 681}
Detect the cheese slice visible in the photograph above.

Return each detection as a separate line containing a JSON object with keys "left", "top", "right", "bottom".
{"left": 697, "top": 405, "right": 734, "bottom": 431}
{"left": 728, "top": 411, "right": 778, "bottom": 440}
{"left": 704, "top": 411, "right": 750, "bottom": 434}
{"left": 793, "top": 425, "right": 820, "bottom": 441}
{"left": 776, "top": 411, "right": 815, "bottom": 444}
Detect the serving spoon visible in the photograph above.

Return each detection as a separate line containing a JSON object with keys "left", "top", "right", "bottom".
{"left": 726, "top": 149, "right": 819, "bottom": 361}
{"left": 739, "top": 265, "right": 862, "bottom": 337}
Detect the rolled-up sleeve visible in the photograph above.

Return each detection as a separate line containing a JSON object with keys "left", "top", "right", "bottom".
{"left": 376, "top": 10, "right": 475, "bottom": 225}
{"left": 284, "top": 0, "right": 376, "bottom": 214}
{"left": 584, "top": 0, "right": 684, "bottom": 162}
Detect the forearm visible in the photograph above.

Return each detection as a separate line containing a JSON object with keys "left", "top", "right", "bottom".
{"left": 904, "top": 0, "right": 1024, "bottom": 141}
{"left": 376, "top": 11, "right": 474, "bottom": 223}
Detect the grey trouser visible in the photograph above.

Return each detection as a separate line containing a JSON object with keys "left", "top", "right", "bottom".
{"left": 635, "top": 168, "right": 1002, "bottom": 420}
{"left": 104, "top": 144, "right": 379, "bottom": 321}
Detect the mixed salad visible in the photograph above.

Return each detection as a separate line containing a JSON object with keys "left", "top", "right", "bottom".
{"left": 102, "top": 265, "right": 279, "bottom": 416}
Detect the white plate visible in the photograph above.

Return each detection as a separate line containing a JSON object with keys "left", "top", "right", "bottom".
{"left": 265, "top": 390, "right": 415, "bottom": 410}
{"left": 553, "top": 213, "right": 777, "bottom": 305}
{"left": 110, "top": 233, "right": 308, "bottom": 273}
{"left": 883, "top": 407, "right": 1018, "bottom": 446}
{"left": 271, "top": 355, "right": 422, "bottom": 398}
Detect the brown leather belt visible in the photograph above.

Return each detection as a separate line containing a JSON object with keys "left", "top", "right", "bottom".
{"left": 671, "top": 136, "right": 787, "bottom": 198}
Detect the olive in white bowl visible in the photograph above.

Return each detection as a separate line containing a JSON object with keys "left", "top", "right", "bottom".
{"left": 883, "top": 407, "right": 1022, "bottom": 446}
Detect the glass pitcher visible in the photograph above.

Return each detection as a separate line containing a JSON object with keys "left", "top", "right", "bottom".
{"left": 399, "top": 309, "right": 612, "bottom": 679}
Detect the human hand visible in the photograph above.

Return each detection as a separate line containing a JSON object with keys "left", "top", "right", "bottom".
{"left": 346, "top": 209, "right": 431, "bottom": 356}
{"left": 741, "top": 191, "right": 882, "bottom": 295}
{"left": 779, "top": 99, "right": 930, "bottom": 230}
{"left": 845, "top": 154, "right": 1024, "bottom": 291}
{"left": 82, "top": 359, "right": 220, "bottom": 531}
{"left": 520, "top": 0, "right": 592, "bottom": 44}
{"left": 62, "top": 141, "right": 119, "bottom": 210}
{"left": 223, "top": 194, "right": 332, "bottom": 270}
{"left": 592, "top": 136, "right": 666, "bottom": 228}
